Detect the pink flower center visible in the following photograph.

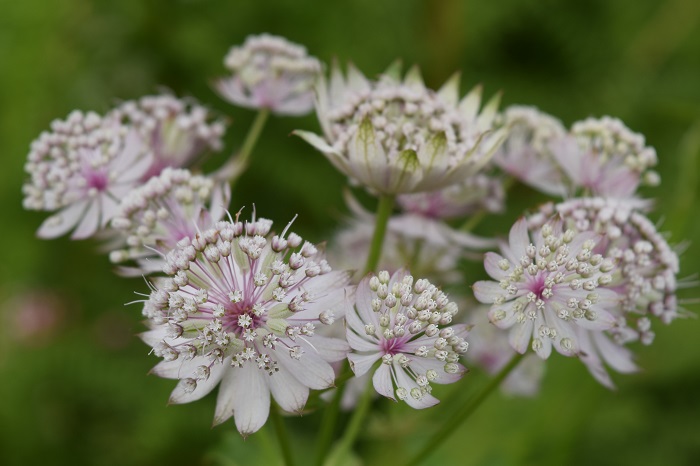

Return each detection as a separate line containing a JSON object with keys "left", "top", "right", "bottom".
{"left": 222, "top": 302, "right": 266, "bottom": 336}
{"left": 380, "top": 336, "right": 405, "bottom": 356}
{"left": 528, "top": 273, "right": 549, "bottom": 300}
{"left": 86, "top": 170, "right": 109, "bottom": 191}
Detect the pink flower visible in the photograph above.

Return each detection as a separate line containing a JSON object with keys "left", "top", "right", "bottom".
{"left": 23, "top": 110, "right": 153, "bottom": 239}
{"left": 140, "top": 215, "right": 352, "bottom": 435}
{"left": 108, "top": 94, "right": 226, "bottom": 180}
{"left": 215, "top": 34, "right": 321, "bottom": 116}
{"left": 346, "top": 270, "right": 469, "bottom": 408}
{"left": 473, "top": 218, "right": 620, "bottom": 360}
{"left": 110, "top": 168, "right": 230, "bottom": 275}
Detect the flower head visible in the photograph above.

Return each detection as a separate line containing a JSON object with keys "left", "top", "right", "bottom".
{"left": 346, "top": 269, "right": 469, "bottom": 408}
{"left": 109, "top": 168, "right": 230, "bottom": 274}
{"left": 215, "top": 34, "right": 322, "bottom": 116}
{"left": 492, "top": 105, "right": 567, "bottom": 196}
{"left": 473, "top": 218, "right": 620, "bottom": 360}
{"left": 140, "top": 215, "right": 352, "bottom": 435}
{"left": 296, "top": 64, "right": 506, "bottom": 194}
{"left": 549, "top": 116, "right": 659, "bottom": 198}
{"left": 108, "top": 94, "right": 226, "bottom": 179}
{"left": 23, "top": 110, "right": 152, "bottom": 239}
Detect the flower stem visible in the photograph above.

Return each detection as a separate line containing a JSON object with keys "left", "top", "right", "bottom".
{"left": 406, "top": 352, "right": 526, "bottom": 466}
{"left": 325, "top": 376, "right": 375, "bottom": 463}
{"left": 270, "top": 402, "right": 296, "bottom": 466}
{"left": 214, "top": 108, "right": 270, "bottom": 184}
{"left": 364, "top": 195, "right": 395, "bottom": 274}
{"left": 313, "top": 362, "right": 350, "bottom": 466}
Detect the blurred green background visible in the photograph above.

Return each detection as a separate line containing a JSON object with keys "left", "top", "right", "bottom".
{"left": 1, "top": 0, "right": 699, "bottom": 465}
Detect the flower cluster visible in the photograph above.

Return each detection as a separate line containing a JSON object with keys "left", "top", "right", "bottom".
{"left": 346, "top": 270, "right": 469, "bottom": 408}
{"left": 141, "top": 215, "right": 352, "bottom": 435}
{"left": 108, "top": 94, "right": 226, "bottom": 178}
{"left": 23, "top": 110, "right": 152, "bottom": 239}
{"left": 109, "top": 167, "right": 230, "bottom": 274}
{"left": 296, "top": 65, "right": 506, "bottom": 194}
{"left": 473, "top": 219, "right": 619, "bottom": 359}
{"left": 216, "top": 34, "right": 322, "bottom": 116}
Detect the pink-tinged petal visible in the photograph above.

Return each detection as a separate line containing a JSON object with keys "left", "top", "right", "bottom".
{"left": 593, "top": 332, "right": 638, "bottom": 374}
{"left": 577, "top": 329, "right": 615, "bottom": 389}
{"left": 214, "top": 363, "right": 271, "bottom": 434}
{"left": 545, "top": 311, "right": 579, "bottom": 356}
{"left": 450, "top": 324, "right": 471, "bottom": 340}
{"left": 532, "top": 314, "right": 552, "bottom": 359}
{"left": 71, "top": 199, "right": 100, "bottom": 239}
{"left": 393, "top": 365, "right": 439, "bottom": 409}
{"left": 354, "top": 277, "right": 380, "bottom": 328}
{"left": 575, "top": 307, "right": 617, "bottom": 331}
{"left": 347, "top": 352, "right": 381, "bottom": 377}
{"left": 488, "top": 305, "right": 518, "bottom": 329}
{"left": 294, "top": 130, "right": 338, "bottom": 155}
{"left": 508, "top": 217, "right": 530, "bottom": 260}
{"left": 345, "top": 324, "right": 378, "bottom": 352}
{"left": 168, "top": 361, "right": 227, "bottom": 404}
{"left": 300, "top": 335, "right": 349, "bottom": 363}
{"left": 372, "top": 364, "right": 395, "bottom": 400}
{"left": 276, "top": 348, "right": 336, "bottom": 390}
{"left": 345, "top": 306, "right": 378, "bottom": 345}
{"left": 292, "top": 283, "right": 353, "bottom": 323}
{"left": 472, "top": 280, "right": 505, "bottom": 304}
{"left": 509, "top": 320, "right": 533, "bottom": 354}
{"left": 268, "top": 366, "right": 309, "bottom": 413}
{"left": 209, "top": 182, "right": 231, "bottom": 223}
{"left": 410, "top": 357, "right": 466, "bottom": 384}
{"left": 484, "top": 252, "right": 509, "bottom": 281}
{"left": 37, "top": 200, "right": 88, "bottom": 239}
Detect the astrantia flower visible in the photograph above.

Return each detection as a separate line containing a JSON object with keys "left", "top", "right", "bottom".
{"left": 529, "top": 197, "right": 680, "bottom": 340}
{"left": 473, "top": 218, "right": 620, "bottom": 360}
{"left": 345, "top": 269, "right": 469, "bottom": 408}
{"left": 108, "top": 94, "right": 226, "bottom": 179}
{"left": 549, "top": 116, "right": 659, "bottom": 198}
{"left": 215, "top": 34, "right": 322, "bottom": 116}
{"left": 296, "top": 64, "right": 507, "bottom": 194}
{"left": 492, "top": 105, "right": 567, "bottom": 196}
{"left": 140, "top": 215, "right": 352, "bottom": 435}
{"left": 23, "top": 110, "right": 152, "bottom": 239}
{"left": 109, "top": 168, "right": 230, "bottom": 275}
{"left": 396, "top": 172, "right": 505, "bottom": 219}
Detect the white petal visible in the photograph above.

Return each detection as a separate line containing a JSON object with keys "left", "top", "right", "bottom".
{"left": 36, "top": 200, "right": 88, "bottom": 239}
{"left": 345, "top": 324, "right": 379, "bottom": 352}
{"left": 299, "top": 335, "right": 349, "bottom": 363}
{"left": 269, "top": 366, "right": 309, "bottom": 413}
{"left": 214, "top": 363, "right": 271, "bottom": 435}
{"left": 168, "top": 361, "right": 227, "bottom": 404}
{"left": 472, "top": 280, "right": 505, "bottom": 304}
{"left": 393, "top": 365, "right": 439, "bottom": 409}
{"left": 509, "top": 320, "right": 533, "bottom": 354}
{"left": 372, "top": 364, "right": 395, "bottom": 400}
{"left": 458, "top": 85, "right": 483, "bottom": 123}
{"left": 593, "top": 332, "right": 638, "bottom": 374}
{"left": 437, "top": 72, "right": 461, "bottom": 107}
{"left": 276, "top": 346, "right": 336, "bottom": 390}
{"left": 409, "top": 357, "right": 465, "bottom": 385}
{"left": 347, "top": 352, "right": 381, "bottom": 377}
{"left": 71, "top": 199, "right": 100, "bottom": 239}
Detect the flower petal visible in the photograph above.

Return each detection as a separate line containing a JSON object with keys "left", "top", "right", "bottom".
{"left": 372, "top": 364, "right": 395, "bottom": 400}
{"left": 268, "top": 366, "right": 309, "bottom": 414}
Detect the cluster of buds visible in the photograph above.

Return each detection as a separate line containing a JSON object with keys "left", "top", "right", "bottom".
{"left": 215, "top": 33, "right": 322, "bottom": 116}
{"left": 346, "top": 270, "right": 469, "bottom": 408}
{"left": 23, "top": 110, "right": 152, "bottom": 239}
{"left": 109, "top": 167, "right": 230, "bottom": 274}
{"left": 140, "top": 214, "right": 351, "bottom": 434}
{"left": 108, "top": 94, "right": 226, "bottom": 178}
{"left": 297, "top": 65, "right": 506, "bottom": 194}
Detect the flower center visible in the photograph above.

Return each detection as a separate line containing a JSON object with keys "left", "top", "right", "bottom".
{"left": 221, "top": 302, "right": 266, "bottom": 336}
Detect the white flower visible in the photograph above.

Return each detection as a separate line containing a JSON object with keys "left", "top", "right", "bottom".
{"left": 473, "top": 218, "right": 620, "bottom": 360}
{"left": 215, "top": 34, "right": 322, "bottom": 116}
{"left": 549, "top": 116, "right": 659, "bottom": 198}
{"left": 296, "top": 64, "right": 507, "bottom": 194}
{"left": 23, "top": 110, "right": 153, "bottom": 239}
{"left": 346, "top": 269, "right": 469, "bottom": 408}
{"left": 140, "top": 215, "right": 352, "bottom": 435}
{"left": 108, "top": 94, "right": 226, "bottom": 179}
{"left": 492, "top": 105, "right": 568, "bottom": 196}
{"left": 109, "top": 168, "right": 231, "bottom": 275}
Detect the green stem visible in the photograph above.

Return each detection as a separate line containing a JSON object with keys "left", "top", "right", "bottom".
{"left": 313, "top": 362, "right": 350, "bottom": 466}
{"left": 364, "top": 195, "right": 395, "bottom": 274}
{"left": 326, "top": 376, "right": 375, "bottom": 463}
{"left": 459, "top": 211, "right": 486, "bottom": 232}
{"left": 270, "top": 403, "right": 296, "bottom": 466}
{"left": 216, "top": 109, "right": 270, "bottom": 184}
{"left": 406, "top": 352, "right": 526, "bottom": 466}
